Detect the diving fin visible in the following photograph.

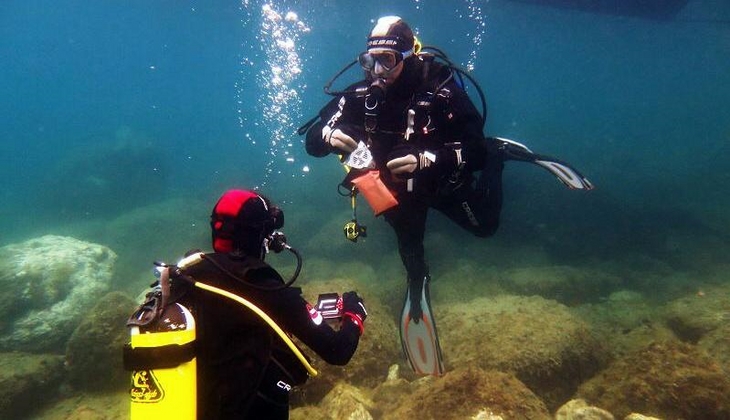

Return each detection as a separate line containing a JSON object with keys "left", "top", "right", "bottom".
{"left": 493, "top": 137, "right": 595, "bottom": 191}
{"left": 399, "top": 275, "right": 445, "bottom": 376}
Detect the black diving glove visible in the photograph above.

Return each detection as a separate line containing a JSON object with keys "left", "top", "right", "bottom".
{"left": 342, "top": 291, "right": 367, "bottom": 335}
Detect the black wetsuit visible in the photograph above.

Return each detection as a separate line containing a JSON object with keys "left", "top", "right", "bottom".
{"left": 305, "top": 56, "right": 504, "bottom": 282}
{"left": 175, "top": 252, "right": 361, "bottom": 420}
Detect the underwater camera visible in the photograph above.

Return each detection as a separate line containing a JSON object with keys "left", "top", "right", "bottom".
{"left": 316, "top": 293, "right": 343, "bottom": 319}
{"left": 343, "top": 219, "right": 367, "bottom": 242}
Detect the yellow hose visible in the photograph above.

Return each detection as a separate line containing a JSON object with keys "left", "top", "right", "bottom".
{"left": 193, "top": 280, "right": 318, "bottom": 377}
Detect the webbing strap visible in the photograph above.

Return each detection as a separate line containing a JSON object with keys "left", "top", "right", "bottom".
{"left": 123, "top": 341, "right": 196, "bottom": 371}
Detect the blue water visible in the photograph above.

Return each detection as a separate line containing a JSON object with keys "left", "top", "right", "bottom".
{"left": 1, "top": 0, "right": 727, "bottom": 279}
{"left": 1, "top": 0, "right": 730, "bottom": 417}
{"left": 7, "top": 1, "right": 728, "bottom": 258}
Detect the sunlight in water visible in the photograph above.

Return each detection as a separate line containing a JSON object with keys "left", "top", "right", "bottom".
{"left": 235, "top": 0, "right": 486, "bottom": 187}
{"left": 463, "top": 0, "right": 486, "bottom": 72}
{"left": 237, "top": 1, "right": 310, "bottom": 184}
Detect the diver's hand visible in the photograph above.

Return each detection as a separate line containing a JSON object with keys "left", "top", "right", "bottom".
{"left": 323, "top": 125, "right": 359, "bottom": 153}
{"left": 342, "top": 291, "right": 367, "bottom": 335}
{"left": 387, "top": 144, "right": 461, "bottom": 177}
{"left": 386, "top": 144, "right": 441, "bottom": 177}
{"left": 386, "top": 144, "right": 420, "bottom": 176}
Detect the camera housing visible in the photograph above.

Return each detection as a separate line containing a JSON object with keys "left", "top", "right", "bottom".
{"left": 316, "top": 293, "right": 343, "bottom": 319}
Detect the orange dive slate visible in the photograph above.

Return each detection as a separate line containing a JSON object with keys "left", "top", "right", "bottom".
{"left": 351, "top": 170, "right": 398, "bottom": 216}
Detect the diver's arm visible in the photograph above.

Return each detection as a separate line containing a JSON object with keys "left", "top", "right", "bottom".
{"left": 273, "top": 287, "right": 361, "bottom": 366}
{"left": 307, "top": 117, "right": 365, "bottom": 157}
{"left": 300, "top": 319, "right": 361, "bottom": 366}
{"left": 305, "top": 105, "right": 362, "bottom": 156}
{"left": 305, "top": 120, "right": 331, "bottom": 157}
{"left": 305, "top": 82, "right": 369, "bottom": 158}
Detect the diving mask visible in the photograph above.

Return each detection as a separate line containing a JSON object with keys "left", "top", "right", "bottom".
{"left": 359, "top": 48, "right": 413, "bottom": 72}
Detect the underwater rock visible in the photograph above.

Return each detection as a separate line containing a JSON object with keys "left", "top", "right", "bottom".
{"left": 319, "top": 382, "right": 374, "bottom": 420}
{"left": 431, "top": 258, "right": 507, "bottom": 303}
{"left": 571, "top": 290, "right": 677, "bottom": 359}
{"left": 555, "top": 398, "right": 615, "bottom": 419}
{"left": 497, "top": 265, "right": 622, "bottom": 305}
{"left": 61, "top": 405, "right": 108, "bottom": 420}
{"left": 65, "top": 291, "right": 138, "bottom": 392}
{"left": 663, "top": 284, "right": 730, "bottom": 343}
{"left": 575, "top": 340, "right": 730, "bottom": 419}
{"left": 436, "top": 295, "right": 606, "bottom": 410}
{"left": 0, "top": 352, "right": 65, "bottom": 419}
{"left": 290, "top": 405, "right": 331, "bottom": 420}
{"left": 471, "top": 409, "right": 505, "bottom": 420}
{"left": 378, "top": 367, "right": 551, "bottom": 420}
{"left": 0, "top": 235, "right": 116, "bottom": 352}
{"left": 369, "top": 364, "right": 423, "bottom": 417}
{"left": 31, "top": 390, "right": 128, "bottom": 419}
{"left": 698, "top": 322, "right": 730, "bottom": 375}
{"left": 623, "top": 414, "right": 662, "bottom": 420}
{"left": 291, "top": 382, "right": 375, "bottom": 420}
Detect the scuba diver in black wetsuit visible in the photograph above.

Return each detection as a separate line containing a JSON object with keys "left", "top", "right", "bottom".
{"left": 300, "top": 16, "right": 593, "bottom": 376}
{"left": 125, "top": 189, "right": 367, "bottom": 419}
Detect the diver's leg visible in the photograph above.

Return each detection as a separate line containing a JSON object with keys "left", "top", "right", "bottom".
{"left": 386, "top": 200, "right": 446, "bottom": 375}
{"left": 384, "top": 200, "right": 429, "bottom": 320}
{"left": 435, "top": 142, "right": 504, "bottom": 238}
{"left": 384, "top": 200, "right": 429, "bottom": 282}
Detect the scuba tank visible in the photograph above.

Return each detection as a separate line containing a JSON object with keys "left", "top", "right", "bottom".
{"left": 123, "top": 237, "right": 318, "bottom": 420}
{"left": 127, "top": 303, "right": 197, "bottom": 419}
{"left": 124, "top": 266, "right": 196, "bottom": 420}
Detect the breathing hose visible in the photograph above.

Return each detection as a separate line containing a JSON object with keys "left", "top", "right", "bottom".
{"left": 174, "top": 252, "right": 318, "bottom": 377}
{"left": 193, "top": 280, "right": 318, "bottom": 377}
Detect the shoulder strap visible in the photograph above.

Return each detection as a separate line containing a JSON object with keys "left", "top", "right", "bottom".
{"left": 417, "top": 54, "right": 449, "bottom": 93}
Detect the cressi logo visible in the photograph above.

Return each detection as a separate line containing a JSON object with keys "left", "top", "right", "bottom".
{"left": 277, "top": 380, "right": 292, "bottom": 392}
{"left": 368, "top": 38, "right": 398, "bottom": 48}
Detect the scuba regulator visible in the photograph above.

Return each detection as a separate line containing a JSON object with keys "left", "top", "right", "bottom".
{"left": 364, "top": 77, "right": 387, "bottom": 133}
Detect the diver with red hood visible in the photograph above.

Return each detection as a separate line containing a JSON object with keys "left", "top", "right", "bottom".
{"left": 126, "top": 189, "right": 367, "bottom": 419}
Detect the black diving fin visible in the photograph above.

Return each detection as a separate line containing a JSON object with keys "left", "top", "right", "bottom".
{"left": 399, "top": 275, "right": 445, "bottom": 376}
{"left": 492, "top": 136, "right": 595, "bottom": 191}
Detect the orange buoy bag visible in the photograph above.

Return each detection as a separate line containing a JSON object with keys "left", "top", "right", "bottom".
{"left": 350, "top": 170, "right": 398, "bottom": 216}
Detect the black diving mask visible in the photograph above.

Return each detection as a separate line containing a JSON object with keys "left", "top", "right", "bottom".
{"left": 359, "top": 49, "right": 413, "bottom": 72}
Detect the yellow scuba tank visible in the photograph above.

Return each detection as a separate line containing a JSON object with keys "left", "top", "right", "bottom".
{"left": 126, "top": 301, "right": 196, "bottom": 420}
{"left": 123, "top": 265, "right": 197, "bottom": 420}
